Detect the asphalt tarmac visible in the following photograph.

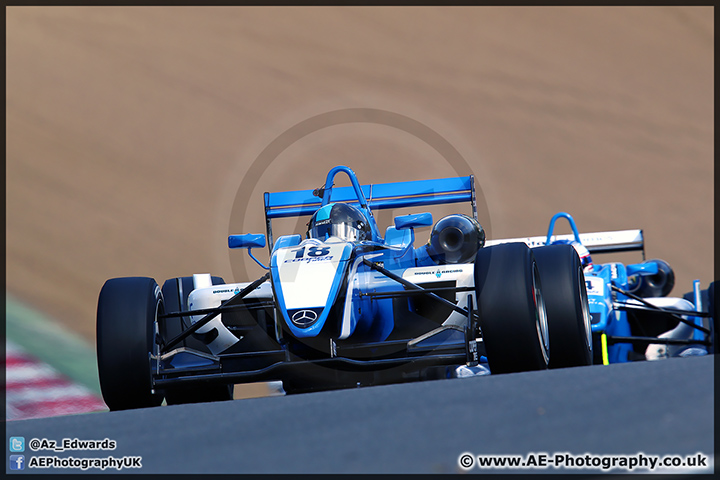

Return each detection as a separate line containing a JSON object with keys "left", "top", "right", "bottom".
{"left": 6, "top": 355, "right": 714, "bottom": 474}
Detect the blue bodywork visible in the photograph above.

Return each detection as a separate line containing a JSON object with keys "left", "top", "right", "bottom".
{"left": 232, "top": 165, "right": 480, "bottom": 344}
{"left": 230, "top": 167, "right": 712, "bottom": 364}
{"left": 543, "top": 212, "right": 708, "bottom": 363}
{"left": 149, "top": 166, "right": 715, "bottom": 404}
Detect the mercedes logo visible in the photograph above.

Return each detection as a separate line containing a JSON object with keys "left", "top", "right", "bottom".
{"left": 291, "top": 309, "right": 318, "bottom": 327}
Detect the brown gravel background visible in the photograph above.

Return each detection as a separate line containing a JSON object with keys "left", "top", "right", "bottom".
{"left": 7, "top": 7, "right": 713, "bottom": 349}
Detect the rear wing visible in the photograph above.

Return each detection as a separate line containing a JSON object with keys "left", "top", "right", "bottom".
{"left": 485, "top": 229, "right": 645, "bottom": 257}
{"left": 263, "top": 170, "right": 476, "bottom": 249}
{"left": 264, "top": 176, "right": 476, "bottom": 219}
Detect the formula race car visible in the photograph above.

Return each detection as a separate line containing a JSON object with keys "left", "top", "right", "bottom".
{"left": 97, "top": 166, "right": 594, "bottom": 411}
{"left": 486, "top": 212, "right": 717, "bottom": 365}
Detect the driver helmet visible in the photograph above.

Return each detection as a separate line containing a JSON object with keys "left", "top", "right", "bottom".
{"left": 307, "top": 202, "right": 371, "bottom": 242}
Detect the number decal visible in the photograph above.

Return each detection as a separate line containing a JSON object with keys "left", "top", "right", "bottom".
{"left": 585, "top": 277, "right": 604, "bottom": 296}
{"left": 308, "top": 246, "right": 330, "bottom": 257}
{"left": 290, "top": 245, "right": 331, "bottom": 259}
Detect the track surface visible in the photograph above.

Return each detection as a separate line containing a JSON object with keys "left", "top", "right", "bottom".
{"left": 6, "top": 356, "right": 714, "bottom": 474}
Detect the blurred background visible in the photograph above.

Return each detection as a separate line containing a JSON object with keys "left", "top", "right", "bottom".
{"left": 6, "top": 6, "right": 714, "bottom": 408}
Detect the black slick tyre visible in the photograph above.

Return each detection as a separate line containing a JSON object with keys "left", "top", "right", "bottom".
{"left": 533, "top": 244, "right": 592, "bottom": 368}
{"left": 709, "top": 281, "right": 718, "bottom": 354}
{"left": 96, "top": 277, "right": 164, "bottom": 411}
{"left": 474, "top": 242, "right": 549, "bottom": 374}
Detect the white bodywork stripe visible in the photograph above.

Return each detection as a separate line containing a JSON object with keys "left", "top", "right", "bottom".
{"left": 486, "top": 229, "right": 643, "bottom": 251}
{"left": 187, "top": 274, "right": 240, "bottom": 354}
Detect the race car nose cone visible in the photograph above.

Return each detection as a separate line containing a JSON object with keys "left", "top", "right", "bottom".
{"left": 290, "top": 308, "right": 321, "bottom": 328}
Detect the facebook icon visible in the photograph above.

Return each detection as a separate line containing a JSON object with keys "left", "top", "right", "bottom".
{"left": 9, "top": 455, "right": 25, "bottom": 470}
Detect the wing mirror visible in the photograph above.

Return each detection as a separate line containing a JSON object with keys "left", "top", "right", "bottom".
{"left": 394, "top": 212, "right": 433, "bottom": 230}
{"left": 228, "top": 234, "right": 266, "bottom": 249}
{"left": 228, "top": 234, "right": 268, "bottom": 269}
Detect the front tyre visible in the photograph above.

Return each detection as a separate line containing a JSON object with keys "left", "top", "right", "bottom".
{"left": 474, "top": 243, "right": 549, "bottom": 374}
{"left": 533, "top": 244, "right": 592, "bottom": 368}
{"left": 96, "top": 277, "right": 164, "bottom": 411}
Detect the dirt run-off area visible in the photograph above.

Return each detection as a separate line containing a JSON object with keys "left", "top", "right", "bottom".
{"left": 7, "top": 7, "right": 714, "bottom": 350}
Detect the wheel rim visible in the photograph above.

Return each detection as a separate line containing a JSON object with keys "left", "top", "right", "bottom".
{"left": 150, "top": 286, "right": 163, "bottom": 396}
{"left": 578, "top": 266, "right": 592, "bottom": 351}
{"left": 533, "top": 263, "right": 550, "bottom": 364}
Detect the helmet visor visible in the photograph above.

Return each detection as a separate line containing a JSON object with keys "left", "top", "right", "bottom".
{"left": 309, "top": 219, "right": 364, "bottom": 242}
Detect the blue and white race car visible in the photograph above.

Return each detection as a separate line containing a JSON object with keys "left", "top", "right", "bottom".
{"left": 97, "top": 166, "right": 594, "bottom": 410}
{"left": 486, "top": 212, "right": 717, "bottom": 365}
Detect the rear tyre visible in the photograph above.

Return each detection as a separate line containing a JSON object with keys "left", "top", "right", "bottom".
{"left": 709, "top": 282, "right": 718, "bottom": 354}
{"left": 474, "top": 243, "right": 549, "bottom": 374}
{"left": 97, "top": 277, "right": 164, "bottom": 411}
{"left": 533, "top": 244, "right": 592, "bottom": 368}
{"left": 161, "top": 276, "right": 234, "bottom": 405}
